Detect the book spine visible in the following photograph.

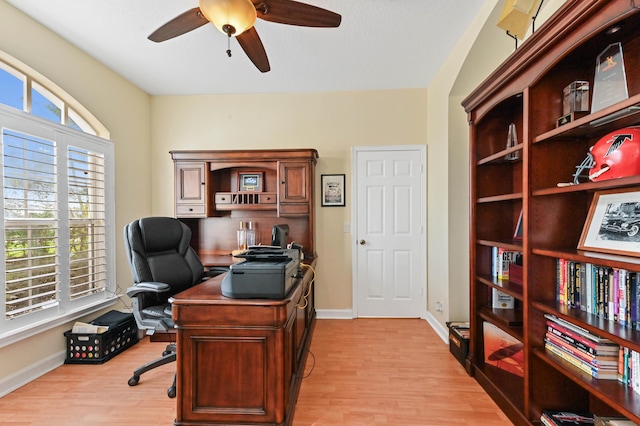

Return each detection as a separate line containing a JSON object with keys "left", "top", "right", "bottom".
{"left": 614, "top": 268, "right": 620, "bottom": 322}
{"left": 621, "top": 269, "right": 624, "bottom": 324}
{"left": 492, "top": 246, "right": 498, "bottom": 279}
{"left": 608, "top": 268, "right": 614, "bottom": 321}
{"left": 632, "top": 272, "right": 639, "bottom": 330}
{"left": 558, "top": 258, "right": 567, "bottom": 306}
{"left": 586, "top": 263, "right": 593, "bottom": 315}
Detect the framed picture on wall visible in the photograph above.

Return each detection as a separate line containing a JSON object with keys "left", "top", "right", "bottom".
{"left": 321, "top": 174, "right": 346, "bottom": 207}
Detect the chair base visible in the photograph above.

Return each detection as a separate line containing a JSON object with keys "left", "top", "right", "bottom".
{"left": 128, "top": 343, "right": 177, "bottom": 398}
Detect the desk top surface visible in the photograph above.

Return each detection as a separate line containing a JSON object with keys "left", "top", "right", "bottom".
{"left": 171, "top": 257, "right": 315, "bottom": 307}
{"left": 170, "top": 274, "right": 290, "bottom": 306}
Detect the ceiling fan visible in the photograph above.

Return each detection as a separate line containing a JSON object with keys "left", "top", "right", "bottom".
{"left": 148, "top": 0, "right": 342, "bottom": 73}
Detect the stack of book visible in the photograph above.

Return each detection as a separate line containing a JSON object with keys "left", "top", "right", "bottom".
{"left": 540, "top": 411, "right": 636, "bottom": 425}
{"left": 540, "top": 410, "right": 594, "bottom": 426}
{"left": 544, "top": 314, "right": 620, "bottom": 380}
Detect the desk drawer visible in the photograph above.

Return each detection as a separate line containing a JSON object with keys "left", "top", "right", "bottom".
{"left": 215, "top": 193, "right": 231, "bottom": 204}
{"left": 279, "top": 203, "right": 309, "bottom": 216}
{"left": 260, "top": 194, "right": 277, "bottom": 204}
{"left": 176, "top": 204, "right": 206, "bottom": 216}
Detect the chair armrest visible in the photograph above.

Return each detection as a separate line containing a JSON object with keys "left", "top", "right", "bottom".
{"left": 126, "top": 282, "right": 171, "bottom": 298}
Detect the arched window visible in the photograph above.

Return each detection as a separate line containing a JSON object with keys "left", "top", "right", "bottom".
{"left": 0, "top": 51, "right": 115, "bottom": 344}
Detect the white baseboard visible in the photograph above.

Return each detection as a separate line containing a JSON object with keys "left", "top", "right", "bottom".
{"left": 0, "top": 349, "right": 66, "bottom": 398}
{"left": 316, "top": 309, "right": 355, "bottom": 319}
{"left": 424, "top": 311, "right": 449, "bottom": 344}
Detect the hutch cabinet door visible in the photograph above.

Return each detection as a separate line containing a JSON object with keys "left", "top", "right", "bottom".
{"left": 175, "top": 161, "right": 208, "bottom": 217}
{"left": 278, "top": 161, "right": 310, "bottom": 204}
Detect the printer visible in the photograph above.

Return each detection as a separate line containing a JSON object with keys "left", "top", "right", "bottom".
{"left": 221, "top": 247, "right": 301, "bottom": 299}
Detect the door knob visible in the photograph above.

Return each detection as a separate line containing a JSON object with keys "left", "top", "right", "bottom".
{"left": 359, "top": 239, "right": 366, "bottom": 245}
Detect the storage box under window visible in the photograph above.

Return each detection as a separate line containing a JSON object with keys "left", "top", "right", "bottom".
{"left": 64, "top": 310, "right": 138, "bottom": 364}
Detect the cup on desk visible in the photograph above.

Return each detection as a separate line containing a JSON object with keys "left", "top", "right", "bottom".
{"left": 237, "top": 229, "right": 247, "bottom": 251}
{"left": 246, "top": 229, "right": 256, "bottom": 247}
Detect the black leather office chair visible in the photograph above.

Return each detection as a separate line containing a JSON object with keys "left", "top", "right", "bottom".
{"left": 123, "top": 217, "right": 226, "bottom": 398}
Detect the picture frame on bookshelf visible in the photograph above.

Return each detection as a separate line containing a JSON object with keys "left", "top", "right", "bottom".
{"left": 513, "top": 209, "right": 523, "bottom": 241}
{"left": 578, "top": 188, "right": 640, "bottom": 257}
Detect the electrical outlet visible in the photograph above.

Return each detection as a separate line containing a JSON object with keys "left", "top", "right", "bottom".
{"left": 435, "top": 302, "right": 443, "bottom": 312}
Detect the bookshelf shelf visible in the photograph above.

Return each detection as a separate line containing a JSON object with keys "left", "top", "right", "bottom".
{"left": 477, "top": 144, "right": 524, "bottom": 166}
{"left": 479, "top": 306, "right": 523, "bottom": 333}
{"left": 463, "top": 1, "right": 640, "bottom": 424}
{"left": 533, "top": 348, "right": 640, "bottom": 421}
{"left": 532, "top": 301, "right": 640, "bottom": 351}
{"left": 474, "top": 363, "right": 527, "bottom": 424}
{"left": 477, "top": 274, "right": 524, "bottom": 301}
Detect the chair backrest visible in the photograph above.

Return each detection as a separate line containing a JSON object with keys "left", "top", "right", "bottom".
{"left": 124, "top": 217, "right": 204, "bottom": 296}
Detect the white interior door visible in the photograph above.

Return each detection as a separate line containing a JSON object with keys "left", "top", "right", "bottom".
{"left": 353, "top": 146, "right": 426, "bottom": 317}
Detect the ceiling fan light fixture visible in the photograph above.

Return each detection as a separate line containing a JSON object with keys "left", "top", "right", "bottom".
{"left": 199, "top": 0, "right": 257, "bottom": 36}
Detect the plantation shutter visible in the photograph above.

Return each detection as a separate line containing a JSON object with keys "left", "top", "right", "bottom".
{"left": 67, "top": 146, "right": 107, "bottom": 300}
{"left": 3, "top": 128, "right": 59, "bottom": 319}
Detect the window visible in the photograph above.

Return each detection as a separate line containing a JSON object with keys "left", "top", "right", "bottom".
{"left": 0, "top": 55, "right": 106, "bottom": 137}
{"left": 0, "top": 52, "right": 114, "bottom": 344}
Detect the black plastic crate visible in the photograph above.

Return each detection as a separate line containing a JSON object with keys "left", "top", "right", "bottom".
{"left": 64, "top": 311, "right": 138, "bottom": 364}
{"left": 447, "top": 321, "right": 469, "bottom": 367}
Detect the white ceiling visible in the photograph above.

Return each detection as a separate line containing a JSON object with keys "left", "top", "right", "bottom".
{"left": 6, "top": 0, "right": 487, "bottom": 96}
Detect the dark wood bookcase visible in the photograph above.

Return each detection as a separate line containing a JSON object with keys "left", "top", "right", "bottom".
{"left": 463, "top": 1, "right": 640, "bottom": 424}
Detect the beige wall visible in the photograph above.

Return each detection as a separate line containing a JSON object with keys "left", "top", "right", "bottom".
{"left": 150, "top": 90, "right": 428, "bottom": 310}
{"left": 427, "top": 0, "right": 565, "bottom": 327}
{"left": 0, "top": 0, "right": 151, "bottom": 389}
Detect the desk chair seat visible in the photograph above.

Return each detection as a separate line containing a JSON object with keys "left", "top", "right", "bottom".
{"left": 124, "top": 217, "right": 226, "bottom": 398}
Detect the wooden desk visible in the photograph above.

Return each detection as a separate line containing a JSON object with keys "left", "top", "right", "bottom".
{"left": 170, "top": 260, "right": 316, "bottom": 426}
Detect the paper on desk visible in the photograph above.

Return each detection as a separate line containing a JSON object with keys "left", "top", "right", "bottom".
{"left": 71, "top": 321, "right": 109, "bottom": 334}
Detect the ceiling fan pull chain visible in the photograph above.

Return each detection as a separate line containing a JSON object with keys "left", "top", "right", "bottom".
{"left": 222, "top": 24, "right": 236, "bottom": 58}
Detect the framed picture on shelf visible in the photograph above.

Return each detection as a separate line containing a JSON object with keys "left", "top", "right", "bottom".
{"left": 321, "top": 174, "right": 345, "bottom": 207}
{"left": 238, "top": 171, "right": 264, "bottom": 192}
{"left": 578, "top": 188, "right": 640, "bottom": 257}
{"left": 513, "top": 210, "right": 523, "bottom": 241}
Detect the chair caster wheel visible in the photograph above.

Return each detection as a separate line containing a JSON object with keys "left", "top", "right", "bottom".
{"left": 162, "top": 350, "right": 172, "bottom": 356}
{"left": 168, "top": 386, "right": 176, "bottom": 398}
{"left": 128, "top": 376, "right": 140, "bottom": 386}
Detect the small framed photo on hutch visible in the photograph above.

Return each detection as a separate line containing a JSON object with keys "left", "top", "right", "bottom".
{"left": 321, "top": 174, "right": 345, "bottom": 207}
{"left": 238, "top": 171, "right": 264, "bottom": 192}
{"left": 578, "top": 188, "right": 640, "bottom": 257}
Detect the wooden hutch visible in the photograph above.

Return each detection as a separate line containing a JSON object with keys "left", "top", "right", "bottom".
{"left": 463, "top": 1, "right": 640, "bottom": 424}
{"left": 169, "top": 149, "right": 317, "bottom": 426}
{"left": 171, "top": 148, "right": 318, "bottom": 264}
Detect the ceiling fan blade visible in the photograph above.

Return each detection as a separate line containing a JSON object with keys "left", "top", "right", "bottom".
{"left": 148, "top": 7, "right": 209, "bottom": 42}
{"left": 236, "top": 27, "right": 271, "bottom": 73}
{"left": 253, "top": 0, "right": 341, "bottom": 27}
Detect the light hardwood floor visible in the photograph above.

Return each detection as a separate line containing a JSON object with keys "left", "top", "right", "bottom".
{"left": 0, "top": 318, "right": 512, "bottom": 425}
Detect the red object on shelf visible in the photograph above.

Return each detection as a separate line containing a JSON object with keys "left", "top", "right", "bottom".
{"left": 509, "top": 264, "right": 523, "bottom": 286}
